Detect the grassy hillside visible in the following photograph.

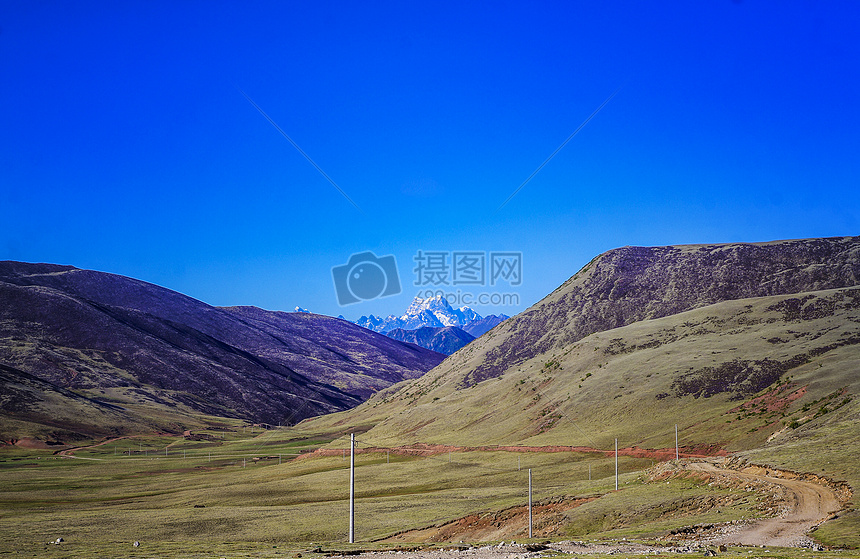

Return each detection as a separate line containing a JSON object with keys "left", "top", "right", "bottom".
{"left": 294, "top": 283, "right": 860, "bottom": 546}
{"left": 302, "top": 286, "right": 860, "bottom": 450}
{"left": 451, "top": 237, "right": 859, "bottom": 387}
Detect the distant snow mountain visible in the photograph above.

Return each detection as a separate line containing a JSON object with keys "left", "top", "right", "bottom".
{"left": 355, "top": 295, "right": 509, "bottom": 353}
{"left": 357, "top": 295, "right": 490, "bottom": 333}
{"left": 355, "top": 314, "right": 387, "bottom": 332}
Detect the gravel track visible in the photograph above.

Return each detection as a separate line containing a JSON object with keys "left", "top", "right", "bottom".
{"left": 687, "top": 460, "right": 843, "bottom": 548}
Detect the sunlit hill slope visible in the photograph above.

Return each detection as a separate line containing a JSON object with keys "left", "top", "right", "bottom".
{"left": 303, "top": 237, "right": 860, "bottom": 457}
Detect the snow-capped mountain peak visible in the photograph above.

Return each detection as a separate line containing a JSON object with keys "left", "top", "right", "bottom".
{"left": 456, "top": 305, "right": 480, "bottom": 324}
{"left": 356, "top": 296, "right": 483, "bottom": 333}
{"left": 401, "top": 295, "right": 478, "bottom": 329}
{"left": 402, "top": 294, "right": 450, "bottom": 315}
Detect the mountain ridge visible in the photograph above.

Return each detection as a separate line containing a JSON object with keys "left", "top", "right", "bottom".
{"left": 464, "top": 236, "right": 860, "bottom": 386}
{"left": 0, "top": 261, "right": 445, "bottom": 441}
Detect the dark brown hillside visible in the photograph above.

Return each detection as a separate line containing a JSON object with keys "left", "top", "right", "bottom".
{"left": 467, "top": 236, "right": 859, "bottom": 386}
{"left": 0, "top": 262, "right": 444, "bottom": 441}
{"left": 385, "top": 326, "right": 475, "bottom": 355}
{"left": 220, "top": 306, "right": 445, "bottom": 396}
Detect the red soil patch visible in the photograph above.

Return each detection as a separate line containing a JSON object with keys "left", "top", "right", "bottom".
{"left": 729, "top": 383, "right": 807, "bottom": 414}
{"left": 297, "top": 442, "right": 727, "bottom": 461}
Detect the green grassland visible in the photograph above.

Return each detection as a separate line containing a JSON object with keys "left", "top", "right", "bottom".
{"left": 0, "top": 424, "right": 850, "bottom": 556}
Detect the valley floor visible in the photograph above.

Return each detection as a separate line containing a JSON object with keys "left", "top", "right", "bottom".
{"left": 1, "top": 427, "right": 856, "bottom": 557}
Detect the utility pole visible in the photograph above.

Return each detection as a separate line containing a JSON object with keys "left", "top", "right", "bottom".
{"left": 615, "top": 438, "right": 618, "bottom": 491}
{"left": 675, "top": 424, "right": 679, "bottom": 461}
{"left": 528, "top": 469, "right": 533, "bottom": 538}
{"left": 349, "top": 433, "right": 355, "bottom": 543}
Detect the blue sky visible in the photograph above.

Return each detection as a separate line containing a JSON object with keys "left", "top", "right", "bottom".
{"left": 1, "top": 1, "right": 858, "bottom": 321}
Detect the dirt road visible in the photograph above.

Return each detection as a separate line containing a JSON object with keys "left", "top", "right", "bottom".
{"left": 386, "top": 458, "right": 846, "bottom": 549}
{"left": 687, "top": 460, "right": 843, "bottom": 548}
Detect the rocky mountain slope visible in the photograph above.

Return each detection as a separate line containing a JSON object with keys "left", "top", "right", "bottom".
{"left": 385, "top": 326, "right": 475, "bottom": 355}
{"left": 0, "top": 262, "right": 445, "bottom": 442}
{"left": 462, "top": 236, "right": 860, "bottom": 387}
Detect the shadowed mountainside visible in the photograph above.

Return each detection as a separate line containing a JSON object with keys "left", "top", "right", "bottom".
{"left": 460, "top": 314, "right": 508, "bottom": 338}
{"left": 385, "top": 326, "right": 475, "bottom": 355}
{"left": 0, "top": 262, "right": 444, "bottom": 442}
